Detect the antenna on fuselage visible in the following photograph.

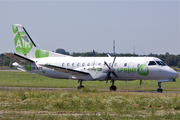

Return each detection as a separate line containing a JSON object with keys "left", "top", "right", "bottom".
{"left": 113, "top": 40, "right": 115, "bottom": 55}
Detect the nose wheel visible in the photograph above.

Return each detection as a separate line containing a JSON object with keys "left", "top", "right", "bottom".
{"left": 157, "top": 82, "right": 163, "bottom": 93}
{"left": 110, "top": 80, "right": 117, "bottom": 91}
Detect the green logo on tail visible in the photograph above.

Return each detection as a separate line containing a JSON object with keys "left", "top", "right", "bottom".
{"left": 14, "top": 31, "right": 33, "bottom": 55}
{"left": 13, "top": 25, "right": 33, "bottom": 55}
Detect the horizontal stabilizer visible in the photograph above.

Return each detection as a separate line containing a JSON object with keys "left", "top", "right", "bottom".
{"left": 40, "top": 64, "right": 90, "bottom": 76}
{"left": 6, "top": 53, "right": 34, "bottom": 64}
{"left": 17, "top": 67, "right": 34, "bottom": 73}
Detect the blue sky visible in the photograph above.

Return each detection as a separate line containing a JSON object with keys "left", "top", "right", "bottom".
{"left": 0, "top": 0, "right": 179, "bottom": 55}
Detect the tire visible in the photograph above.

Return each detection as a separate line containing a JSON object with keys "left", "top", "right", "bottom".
{"left": 110, "top": 85, "right": 117, "bottom": 91}
{"left": 77, "top": 85, "right": 84, "bottom": 89}
{"left": 157, "top": 88, "right": 163, "bottom": 93}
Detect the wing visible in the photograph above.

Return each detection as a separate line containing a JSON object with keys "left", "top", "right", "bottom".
{"left": 40, "top": 64, "right": 90, "bottom": 76}
{"left": 6, "top": 53, "right": 34, "bottom": 64}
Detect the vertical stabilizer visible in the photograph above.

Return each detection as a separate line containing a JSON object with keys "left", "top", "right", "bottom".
{"left": 12, "top": 24, "right": 37, "bottom": 58}
{"left": 12, "top": 24, "right": 71, "bottom": 58}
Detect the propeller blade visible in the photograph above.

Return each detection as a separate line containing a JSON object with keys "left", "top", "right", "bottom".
{"left": 107, "top": 72, "right": 111, "bottom": 79}
{"left": 112, "top": 72, "right": 118, "bottom": 78}
{"left": 106, "top": 72, "right": 111, "bottom": 84}
{"left": 112, "top": 56, "right": 116, "bottom": 67}
{"left": 104, "top": 61, "right": 111, "bottom": 69}
{"left": 105, "top": 56, "right": 118, "bottom": 81}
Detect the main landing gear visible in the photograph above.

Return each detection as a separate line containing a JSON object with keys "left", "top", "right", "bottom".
{"left": 110, "top": 80, "right": 117, "bottom": 91}
{"left": 157, "top": 82, "right": 163, "bottom": 93}
{"left": 77, "top": 79, "right": 84, "bottom": 89}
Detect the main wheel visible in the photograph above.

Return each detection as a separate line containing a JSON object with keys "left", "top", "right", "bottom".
{"left": 77, "top": 85, "right": 84, "bottom": 89}
{"left": 157, "top": 88, "right": 163, "bottom": 93}
{"left": 110, "top": 85, "right": 117, "bottom": 91}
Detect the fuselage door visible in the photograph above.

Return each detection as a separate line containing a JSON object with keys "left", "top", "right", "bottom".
{"left": 91, "top": 61, "right": 97, "bottom": 66}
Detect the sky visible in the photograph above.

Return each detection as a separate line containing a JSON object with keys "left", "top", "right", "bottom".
{"left": 0, "top": 0, "right": 179, "bottom": 55}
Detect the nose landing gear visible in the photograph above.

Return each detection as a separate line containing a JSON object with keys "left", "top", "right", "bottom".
{"left": 157, "top": 82, "right": 163, "bottom": 93}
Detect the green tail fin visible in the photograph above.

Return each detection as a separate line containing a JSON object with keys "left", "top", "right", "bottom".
{"left": 12, "top": 24, "right": 69, "bottom": 58}
{"left": 12, "top": 24, "right": 36, "bottom": 57}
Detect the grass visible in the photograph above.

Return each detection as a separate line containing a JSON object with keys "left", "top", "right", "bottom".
{"left": 171, "top": 66, "right": 180, "bottom": 71}
{"left": 0, "top": 71, "right": 180, "bottom": 91}
{"left": 0, "top": 71, "right": 180, "bottom": 119}
{"left": 0, "top": 89, "right": 180, "bottom": 119}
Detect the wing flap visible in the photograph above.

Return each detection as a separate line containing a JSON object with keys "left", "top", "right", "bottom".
{"left": 6, "top": 53, "right": 34, "bottom": 64}
{"left": 41, "top": 64, "right": 90, "bottom": 76}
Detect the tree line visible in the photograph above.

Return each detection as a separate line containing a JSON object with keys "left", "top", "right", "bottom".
{"left": 1, "top": 48, "right": 180, "bottom": 68}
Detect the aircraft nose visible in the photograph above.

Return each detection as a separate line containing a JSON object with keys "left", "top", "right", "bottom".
{"left": 173, "top": 71, "right": 179, "bottom": 78}
{"left": 167, "top": 68, "right": 179, "bottom": 78}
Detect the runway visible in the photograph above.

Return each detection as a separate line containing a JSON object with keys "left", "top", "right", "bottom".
{"left": 0, "top": 86, "right": 180, "bottom": 93}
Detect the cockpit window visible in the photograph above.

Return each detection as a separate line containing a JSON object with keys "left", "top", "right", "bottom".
{"left": 148, "top": 61, "right": 157, "bottom": 66}
{"left": 156, "top": 61, "right": 166, "bottom": 66}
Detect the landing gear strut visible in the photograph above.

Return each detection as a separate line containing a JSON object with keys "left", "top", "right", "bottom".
{"left": 157, "top": 82, "right": 163, "bottom": 93}
{"left": 110, "top": 80, "right": 117, "bottom": 91}
{"left": 77, "top": 79, "right": 84, "bottom": 89}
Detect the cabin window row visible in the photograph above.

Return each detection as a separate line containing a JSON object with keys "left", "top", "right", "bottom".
{"left": 61, "top": 63, "right": 118, "bottom": 67}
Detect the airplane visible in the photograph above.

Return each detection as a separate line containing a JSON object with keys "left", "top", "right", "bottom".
{"left": 6, "top": 24, "right": 179, "bottom": 92}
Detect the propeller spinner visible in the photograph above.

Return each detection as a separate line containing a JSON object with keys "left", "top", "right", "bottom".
{"left": 104, "top": 56, "right": 118, "bottom": 83}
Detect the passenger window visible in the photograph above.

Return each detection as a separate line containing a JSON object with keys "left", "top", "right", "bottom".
{"left": 67, "top": 63, "right": 69, "bottom": 66}
{"left": 62, "top": 63, "right": 64, "bottom": 66}
{"left": 124, "top": 63, "right": 127, "bottom": 67}
{"left": 148, "top": 61, "right": 157, "bottom": 66}
{"left": 87, "top": 63, "right": 90, "bottom": 66}
{"left": 72, "top": 63, "right": 74, "bottom": 66}
{"left": 98, "top": 63, "right": 101, "bottom": 66}
{"left": 156, "top": 61, "right": 166, "bottom": 66}
{"left": 82, "top": 63, "right": 85, "bottom": 66}
{"left": 137, "top": 64, "right": 140, "bottom": 68}
{"left": 114, "top": 63, "right": 117, "bottom": 66}
{"left": 77, "top": 63, "right": 80, "bottom": 66}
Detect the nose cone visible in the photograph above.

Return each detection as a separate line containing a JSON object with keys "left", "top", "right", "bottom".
{"left": 173, "top": 71, "right": 179, "bottom": 78}
{"left": 165, "top": 67, "right": 179, "bottom": 78}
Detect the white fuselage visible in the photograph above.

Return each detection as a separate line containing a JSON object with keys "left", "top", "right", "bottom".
{"left": 17, "top": 56, "right": 178, "bottom": 81}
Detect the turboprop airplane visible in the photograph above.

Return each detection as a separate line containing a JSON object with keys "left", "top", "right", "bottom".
{"left": 6, "top": 24, "right": 179, "bottom": 92}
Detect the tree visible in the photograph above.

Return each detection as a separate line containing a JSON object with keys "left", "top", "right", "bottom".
{"left": 177, "top": 61, "right": 180, "bottom": 68}
{"left": 3, "top": 59, "right": 11, "bottom": 66}
{"left": 9, "top": 61, "right": 13, "bottom": 68}
{"left": 55, "top": 48, "right": 69, "bottom": 55}
{"left": 0, "top": 54, "right": 4, "bottom": 61}
{"left": 93, "top": 50, "right": 95, "bottom": 55}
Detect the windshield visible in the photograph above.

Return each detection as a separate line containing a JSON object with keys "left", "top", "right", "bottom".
{"left": 148, "top": 61, "right": 157, "bottom": 66}
{"left": 156, "top": 61, "right": 166, "bottom": 66}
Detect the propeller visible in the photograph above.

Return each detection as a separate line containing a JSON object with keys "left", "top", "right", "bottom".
{"left": 104, "top": 56, "right": 118, "bottom": 83}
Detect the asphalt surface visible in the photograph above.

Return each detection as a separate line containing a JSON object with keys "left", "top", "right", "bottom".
{"left": 0, "top": 86, "right": 180, "bottom": 93}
